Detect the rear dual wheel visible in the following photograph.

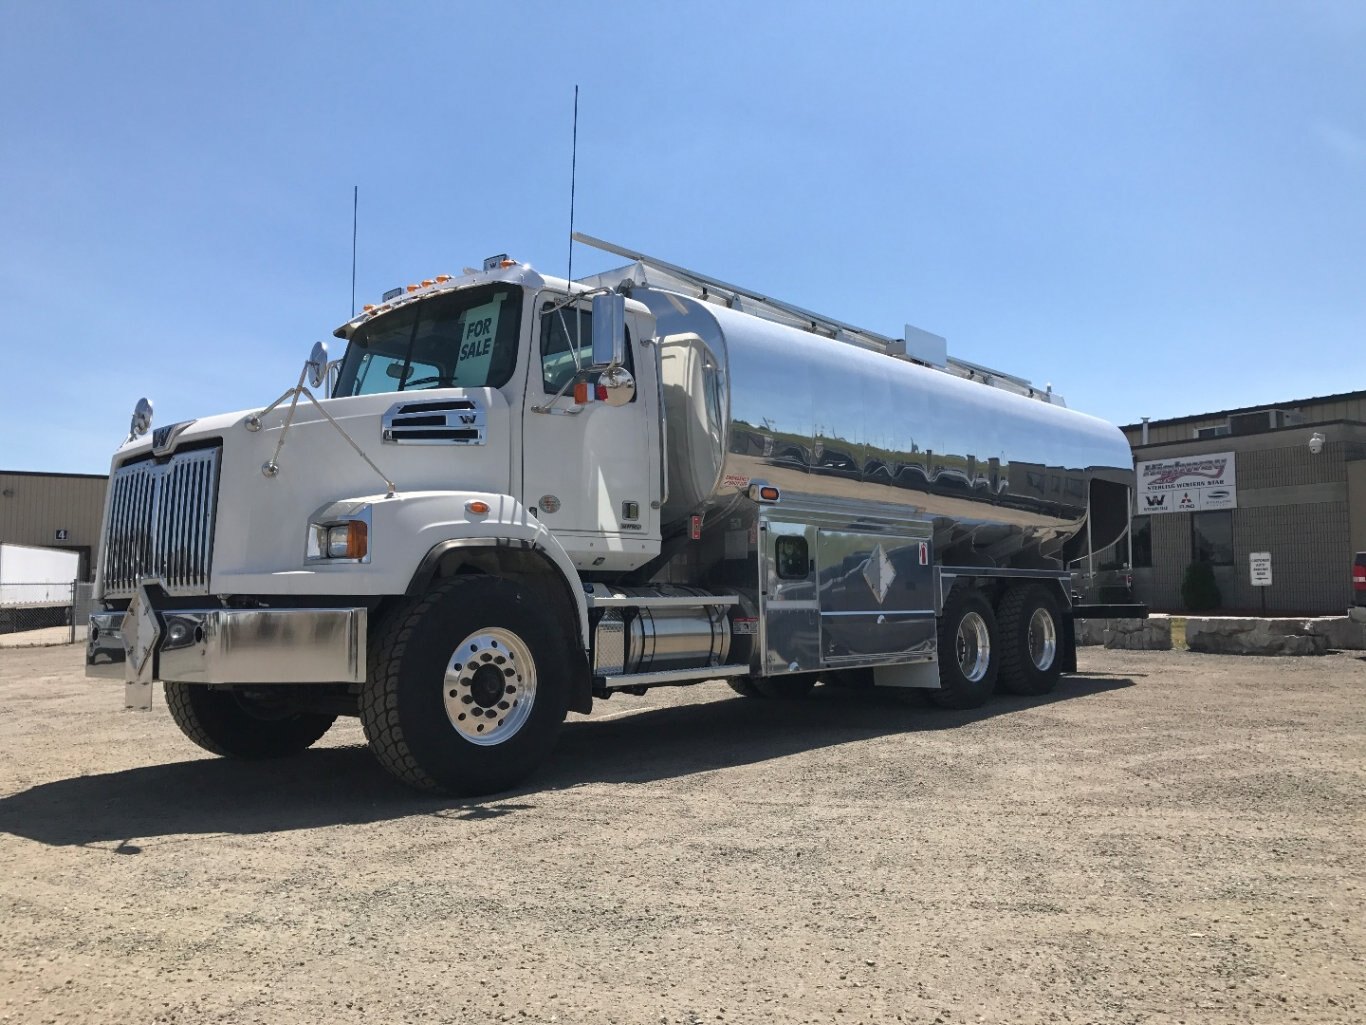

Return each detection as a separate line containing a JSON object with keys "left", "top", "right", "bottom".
{"left": 930, "top": 589, "right": 1000, "bottom": 709}
{"left": 997, "top": 584, "right": 1063, "bottom": 696}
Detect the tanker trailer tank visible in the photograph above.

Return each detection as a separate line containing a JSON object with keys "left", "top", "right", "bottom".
{"left": 630, "top": 290, "right": 1133, "bottom": 569}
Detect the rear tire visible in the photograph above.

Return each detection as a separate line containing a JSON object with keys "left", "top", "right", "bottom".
{"left": 997, "top": 584, "right": 1064, "bottom": 696}
{"left": 930, "top": 588, "right": 999, "bottom": 709}
{"left": 359, "top": 577, "right": 568, "bottom": 796}
{"left": 164, "top": 682, "right": 336, "bottom": 758}
{"left": 729, "top": 672, "right": 821, "bottom": 698}
{"left": 727, "top": 676, "right": 764, "bottom": 698}
{"left": 754, "top": 673, "right": 819, "bottom": 698}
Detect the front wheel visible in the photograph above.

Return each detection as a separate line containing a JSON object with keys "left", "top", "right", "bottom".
{"left": 164, "top": 683, "right": 336, "bottom": 758}
{"left": 360, "top": 577, "right": 569, "bottom": 795}
{"left": 930, "top": 589, "right": 999, "bottom": 709}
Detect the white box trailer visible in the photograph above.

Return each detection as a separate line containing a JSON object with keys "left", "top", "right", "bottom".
{"left": 87, "top": 236, "right": 1143, "bottom": 794}
{"left": 0, "top": 543, "right": 79, "bottom": 607}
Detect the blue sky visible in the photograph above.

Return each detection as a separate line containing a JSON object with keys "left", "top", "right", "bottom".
{"left": 2, "top": 1, "right": 1363, "bottom": 473}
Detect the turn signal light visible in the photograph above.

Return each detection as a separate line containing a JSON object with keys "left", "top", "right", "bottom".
{"left": 759, "top": 486, "right": 780, "bottom": 501}
{"left": 466, "top": 500, "right": 490, "bottom": 515}
{"left": 573, "top": 381, "right": 591, "bottom": 404}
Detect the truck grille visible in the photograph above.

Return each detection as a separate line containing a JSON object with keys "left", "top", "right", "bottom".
{"left": 101, "top": 447, "right": 221, "bottom": 597}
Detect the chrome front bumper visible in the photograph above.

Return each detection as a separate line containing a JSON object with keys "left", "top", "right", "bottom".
{"left": 86, "top": 603, "right": 367, "bottom": 685}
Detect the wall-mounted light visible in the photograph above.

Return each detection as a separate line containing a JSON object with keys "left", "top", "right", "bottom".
{"left": 1308, "top": 431, "right": 1325, "bottom": 455}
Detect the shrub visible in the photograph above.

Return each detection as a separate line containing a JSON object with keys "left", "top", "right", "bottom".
{"left": 1181, "top": 562, "right": 1222, "bottom": 611}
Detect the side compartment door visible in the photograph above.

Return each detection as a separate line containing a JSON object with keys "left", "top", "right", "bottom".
{"left": 758, "top": 520, "right": 821, "bottom": 674}
{"left": 520, "top": 294, "right": 660, "bottom": 568}
{"left": 816, "top": 530, "right": 936, "bottom": 666}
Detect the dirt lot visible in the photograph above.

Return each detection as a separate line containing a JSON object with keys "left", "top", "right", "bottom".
{"left": 1, "top": 646, "right": 1363, "bottom": 1025}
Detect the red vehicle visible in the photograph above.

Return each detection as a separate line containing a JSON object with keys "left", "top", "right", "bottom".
{"left": 1352, "top": 552, "right": 1366, "bottom": 624}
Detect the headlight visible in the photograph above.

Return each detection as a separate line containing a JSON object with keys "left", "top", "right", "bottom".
{"left": 307, "top": 519, "right": 369, "bottom": 562}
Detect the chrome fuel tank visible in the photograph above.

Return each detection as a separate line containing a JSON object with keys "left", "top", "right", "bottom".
{"left": 637, "top": 291, "right": 1133, "bottom": 567}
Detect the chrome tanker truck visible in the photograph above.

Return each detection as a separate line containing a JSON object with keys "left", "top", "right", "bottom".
{"left": 87, "top": 235, "right": 1140, "bottom": 794}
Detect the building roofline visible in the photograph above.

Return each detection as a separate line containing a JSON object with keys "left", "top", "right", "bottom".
{"left": 1, "top": 469, "right": 108, "bottom": 481}
{"left": 1119, "top": 389, "right": 1366, "bottom": 431}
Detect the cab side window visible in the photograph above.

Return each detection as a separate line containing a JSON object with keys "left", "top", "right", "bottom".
{"left": 540, "top": 303, "right": 634, "bottom": 396}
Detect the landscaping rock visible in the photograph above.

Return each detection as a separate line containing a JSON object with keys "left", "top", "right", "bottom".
{"left": 1185, "top": 617, "right": 1328, "bottom": 656}
{"left": 1303, "top": 617, "right": 1366, "bottom": 651}
{"left": 1104, "top": 616, "right": 1173, "bottom": 651}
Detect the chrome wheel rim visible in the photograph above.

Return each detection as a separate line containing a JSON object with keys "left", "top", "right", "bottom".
{"left": 443, "top": 628, "right": 536, "bottom": 746}
{"left": 956, "top": 611, "right": 991, "bottom": 683}
{"left": 1028, "top": 608, "right": 1057, "bottom": 671}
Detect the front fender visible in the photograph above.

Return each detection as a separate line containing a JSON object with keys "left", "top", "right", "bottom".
{"left": 211, "top": 490, "right": 588, "bottom": 646}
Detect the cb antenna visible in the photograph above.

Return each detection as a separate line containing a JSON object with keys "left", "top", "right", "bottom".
{"left": 350, "top": 185, "right": 359, "bottom": 316}
{"left": 566, "top": 85, "right": 579, "bottom": 284}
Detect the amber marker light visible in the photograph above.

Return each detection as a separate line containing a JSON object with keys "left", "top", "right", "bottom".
{"left": 345, "top": 520, "right": 368, "bottom": 560}
{"left": 466, "top": 500, "right": 490, "bottom": 515}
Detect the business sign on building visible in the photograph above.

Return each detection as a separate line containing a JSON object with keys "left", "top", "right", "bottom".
{"left": 1136, "top": 451, "right": 1237, "bottom": 514}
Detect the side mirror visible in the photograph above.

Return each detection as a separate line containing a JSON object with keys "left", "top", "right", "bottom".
{"left": 306, "top": 341, "right": 329, "bottom": 391}
{"left": 591, "top": 293, "right": 626, "bottom": 369}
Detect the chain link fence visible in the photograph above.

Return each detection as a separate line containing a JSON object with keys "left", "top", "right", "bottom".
{"left": 0, "top": 581, "right": 95, "bottom": 647}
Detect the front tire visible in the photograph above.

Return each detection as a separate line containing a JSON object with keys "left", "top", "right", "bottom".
{"left": 164, "top": 683, "right": 336, "bottom": 758}
{"left": 930, "top": 588, "right": 999, "bottom": 709}
{"left": 997, "top": 584, "right": 1064, "bottom": 696}
{"left": 360, "top": 577, "right": 568, "bottom": 795}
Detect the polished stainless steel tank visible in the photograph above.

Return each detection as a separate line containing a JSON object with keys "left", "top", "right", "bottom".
{"left": 630, "top": 289, "right": 1133, "bottom": 568}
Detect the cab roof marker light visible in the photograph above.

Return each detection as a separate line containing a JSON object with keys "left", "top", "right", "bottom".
{"left": 421, "top": 279, "right": 434, "bottom": 287}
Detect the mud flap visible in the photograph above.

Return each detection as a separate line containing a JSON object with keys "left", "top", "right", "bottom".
{"left": 1060, "top": 614, "right": 1078, "bottom": 674}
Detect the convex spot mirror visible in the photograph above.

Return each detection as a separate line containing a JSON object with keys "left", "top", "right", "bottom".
{"left": 598, "top": 365, "right": 635, "bottom": 407}
{"left": 590, "top": 293, "right": 626, "bottom": 370}
{"left": 306, "top": 341, "right": 329, "bottom": 390}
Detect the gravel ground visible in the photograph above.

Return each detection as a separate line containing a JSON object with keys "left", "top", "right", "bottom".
{"left": 1, "top": 645, "right": 1363, "bottom": 1024}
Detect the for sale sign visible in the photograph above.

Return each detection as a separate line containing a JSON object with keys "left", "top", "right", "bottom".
{"left": 1136, "top": 451, "right": 1237, "bottom": 514}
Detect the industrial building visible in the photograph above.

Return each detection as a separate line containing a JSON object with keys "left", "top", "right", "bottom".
{"left": 0, "top": 470, "right": 108, "bottom": 581}
{"left": 1116, "top": 390, "right": 1366, "bottom": 615}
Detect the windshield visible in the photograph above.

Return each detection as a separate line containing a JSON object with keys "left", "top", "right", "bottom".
{"left": 334, "top": 285, "right": 523, "bottom": 396}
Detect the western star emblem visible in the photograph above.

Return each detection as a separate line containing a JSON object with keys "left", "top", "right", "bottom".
{"left": 863, "top": 543, "right": 896, "bottom": 605}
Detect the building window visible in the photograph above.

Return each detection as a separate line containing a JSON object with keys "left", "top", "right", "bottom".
{"left": 1131, "top": 516, "right": 1152, "bottom": 568}
{"left": 1191, "top": 510, "right": 1233, "bottom": 566}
